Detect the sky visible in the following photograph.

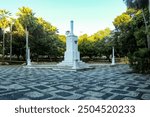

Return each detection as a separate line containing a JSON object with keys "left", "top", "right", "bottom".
{"left": 0, "top": 0, "right": 127, "bottom": 36}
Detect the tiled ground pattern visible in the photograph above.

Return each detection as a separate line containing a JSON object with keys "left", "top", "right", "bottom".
{"left": 0, "top": 65, "right": 150, "bottom": 100}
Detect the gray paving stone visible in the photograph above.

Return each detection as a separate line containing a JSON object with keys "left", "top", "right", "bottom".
{"left": 41, "top": 87, "right": 57, "bottom": 92}
{"left": 83, "top": 96, "right": 103, "bottom": 100}
{"left": 17, "top": 98, "right": 31, "bottom": 100}
{"left": 57, "top": 85, "right": 73, "bottom": 90}
{"left": 24, "top": 91, "right": 44, "bottom": 98}
{"left": 123, "top": 97, "right": 138, "bottom": 100}
{"left": 137, "top": 89, "right": 150, "bottom": 93}
{"left": 83, "top": 91, "right": 105, "bottom": 97}
{"left": 127, "top": 92, "right": 139, "bottom": 97}
{"left": 63, "top": 93, "right": 84, "bottom": 100}
{"left": 106, "top": 94, "right": 119, "bottom": 100}
{"left": 90, "top": 86, "right": 104, "bottom": 91}
{"left": 101, "top": 88, "right": 113, "bottom": 93}
{"left": 7, "top": 84, "right": 25, "bottom": 90}
{"left": 0, "top": 81, "right": 13, "bottom": 85}
{"left": 141, "top": 94, "right": 150, "bottom": 100}
{"left": 103, "top": 84, "right": 121, "bottom": 88}
{"left": 0, "top": 64, "right": 149, "bottom": 100}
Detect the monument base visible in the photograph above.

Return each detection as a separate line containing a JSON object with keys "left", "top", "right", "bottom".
{"left": 57, "top": 60, "right": 86, "bottom": 66}
{"left": 56, "top": 60, "right": 93, "bottom": 71}
{"left": 23, "top": 61, "right": 94, "bottom": 71}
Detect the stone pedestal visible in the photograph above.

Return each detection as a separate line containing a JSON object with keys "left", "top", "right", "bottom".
{"left": 57, "top": 20, "right": 89, "bottom": 70}
{"left": 58, "top": 34, "right": 84, "bottom": 66}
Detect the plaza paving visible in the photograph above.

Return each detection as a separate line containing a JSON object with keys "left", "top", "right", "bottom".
{"left": 0, "top": 64, "right": 150, "bottom": 100}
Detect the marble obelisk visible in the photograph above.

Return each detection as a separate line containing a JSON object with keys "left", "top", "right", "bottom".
{"left": 58, "top": 20, "right": 85, "bottom": 67}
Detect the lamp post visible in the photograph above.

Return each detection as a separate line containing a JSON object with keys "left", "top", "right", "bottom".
{"left": 111, "top": 46, "right": 115, "bottom": 65}
{"left": 2, "top": 28, "right": 5, "bottom": 64}
{"left": 10, "top": 21, "right": 14, "bottom": 62}
{"left": 25, "top": 27, "right": 31, "bottom": 66}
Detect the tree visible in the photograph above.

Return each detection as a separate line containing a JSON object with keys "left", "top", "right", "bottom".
{"left": 78, "top": 28, "right": 111, "bottom": 60}
{"left": 58, "top": 35, "right": 66, "bottom": 43}
{"left": 15, "top": 7, "right": 64, "bottom": 62}
{"left": 113, "top": 11, "right": 137, "bottom": 56}
{"left": 0, "top": 9, "right": 11, "bottom": 63}
{"left": 78, "top": 34, "right": 96, "bottom": 58}
{"left": 29, "top": 17, "right": 64, "bottom": 61}
{"left": 123, "top": 0, "right": 150, "bottom": 48}
{"left": 12, "top": 19, "right": 26, "bottom": 60}
{"left": 17, "top": 7, "right": 37, "bottom": 64}
{"left": 17, "top": 7, "right": 37, "bottom": 32}
{"left": 123, "top": 0, "right": 149, "bottom": 9}
{"left": 113, "top": 5, "right": 150, "bottom": 73}
{"left": 113, "top": 13, "right": 131, "bottom": 30}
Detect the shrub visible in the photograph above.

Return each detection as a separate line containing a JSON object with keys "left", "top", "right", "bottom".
{"left": 128, "top": 48, "right": 150, "bottom": 73}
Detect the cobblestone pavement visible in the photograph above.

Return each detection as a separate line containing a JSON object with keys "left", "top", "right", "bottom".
{"left": 0, "top": 64, "right": 150, "bottom": 100}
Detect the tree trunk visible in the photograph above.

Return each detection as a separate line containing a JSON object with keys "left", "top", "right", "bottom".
{"left": 141, "top": 9, "right": 150, "bottom": 49}
{"left": 147, "top": 35, "right": 150, "bottom": 49}
{"left": 148, "top": 0, "right": 150, "bottom": 13}
{"left": 10, "top": 23, "right": 13, "bottom": 62}
{"left": 149, "top": 0, "right": 150, "bottom": 48}
{"left": 2, "top": 30, "right": 5, "bottom": 63}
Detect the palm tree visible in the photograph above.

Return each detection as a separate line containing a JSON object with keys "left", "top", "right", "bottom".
{"left": 17, "top": 7, "right": 37, "bottom": 65}
{"left": 0, "top": 9, "right": 11, "bottom": 63}
{"left": 123, "top": 0, "right": 150, "bottom": 48}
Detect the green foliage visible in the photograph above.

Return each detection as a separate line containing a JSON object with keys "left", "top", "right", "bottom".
{"left": 123, "top": 0, "right": 150, "bottom": 49}
{"left": 0, "top": 7, "right": 65, "bottom": 61}
{"left": 58, "top": 35, "right": 66, "bottom": 44}
{"left": 112, "top": 8, "right": 149, "bottom": 55}
{"left": 128, "top": 48, "right": 150, "bottom": 73}
{"left": 78, "top": 28, "right": 112, "bottom": 59}
{"left": 113, "top": 13, "right": 131, "bottom": 29}
{"left": 17, "top": 7, "right": 37, "bottom": 32}
{"left": 0, "top": 9, "right": 11, "bottom": 30}
{"left": 79, "top": 39, "right": 96, "bottom": 58}
{"left": 123, "top": 0, "right": 149, "bottom": 9}
{"left": 113, "top": 4, "right": 150, "bottom": 73}
{"left": 88, "top": 28, "right": 111, "bottom": 41}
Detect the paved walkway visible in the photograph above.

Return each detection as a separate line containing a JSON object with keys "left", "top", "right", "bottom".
{"left": 0, "top": 64, "right": 150, "bottom": 100}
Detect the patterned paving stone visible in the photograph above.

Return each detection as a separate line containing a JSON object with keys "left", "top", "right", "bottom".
{"left": 101, "top": 88, "right": 113, "bottom": 93}
{"left": 83, "top": 91, "right": 105, "bottom": 97}
{"left": 0, "top": 64, "right": 149, "bottom": 100}
{"left": 123, "top": 97, "right": 138, "bottom": 100}
{"left": 56, "top": 91, "right": 73, "bottom": 97}
{"left": 7, "top": 84, "right": 25, "bottom": 90}
{"left": 103, "top": 84, "right": 121, "bottom": 88}
{"left": 24, "top": 91, "right": 44, "bottom": 98}
{"left": 83, "top": 96, "right": 103, "bottom": 100}
{"left": 34, "top": 85, "right": 49, "bottom": 90}
{"left": 62, "top": 93, "right": 84, "bottom": 100}
{"left": 90, "top": 87, "right": 104, "bottom": 91}
{"left": 141, "top": 94, "right": 150, "bottom": 100}
{"left": 127, "top": 87, "right": 138, "bottom": 91}
{"left": 111, "top": 90, "right": 129, "bottom": 94}
{"left": 137, "top": 89, "right": 150, "bottom": 93}
{"left": 101, "top": 93, "right": 113, "bottom": 99}
{"left": 17, "top": 98, "right": 31, "bottom": 100}
{"left": 0, "top": 89, "right": 31, "bottom": 100}
{"left": 41, "top": 87, "right": 57, "bottom": 92}
{"left": 57, "top": 85, "right": 73, "bottom": 90}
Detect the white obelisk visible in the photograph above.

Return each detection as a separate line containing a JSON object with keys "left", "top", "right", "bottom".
{"left": 58, "top": 20, "right": 84, "bottom": 67}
